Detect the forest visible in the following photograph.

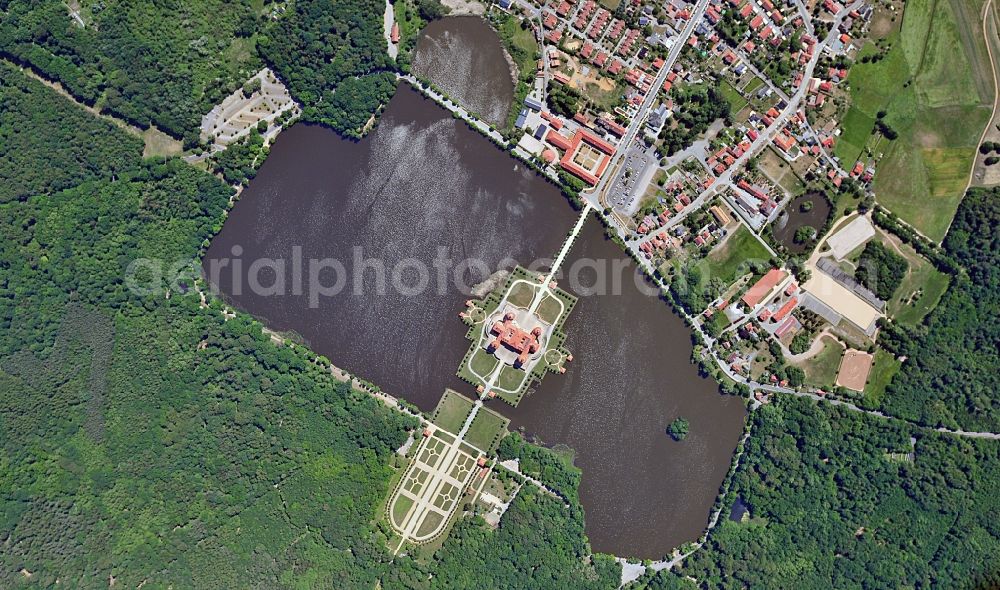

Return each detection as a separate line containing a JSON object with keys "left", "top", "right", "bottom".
{"left": 666, "top": 396, "right": 1000, "bottom": 589}
{"left": 0, "top": 0, "right": 263, "bottom": 140}
{"left": 0, "top": 63, "right": 143, "bottom": 203}
{"left": 3, "top": 1, "right": 1000, "bottom": 587}
{"left": 0, "top": 50, "right": 617, "bottom": 588}
{"left": 257, "top": 0, "right": 399, "bottom": 137}
{"left": 877, "top": 187, "right": 1000, "bottom": 432}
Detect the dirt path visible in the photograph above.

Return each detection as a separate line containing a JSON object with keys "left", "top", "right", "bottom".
{"left": 4, "top": 58, "right": 184, "bottom": 157}
{"left": 967, "top": 0, "right": 1000, "bottom": 189}
{"left": 786, "top": 328, "right": 839, "bottom": 363}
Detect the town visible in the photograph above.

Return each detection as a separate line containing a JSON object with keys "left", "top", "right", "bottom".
{"left": 400, "top": 0, "right": 930, "bottom": 409}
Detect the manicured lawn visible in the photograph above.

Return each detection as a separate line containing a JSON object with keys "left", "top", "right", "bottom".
{"left": 391, "top": 494, "right": 415, "bottom": 527}
{"left": 508, "top": 282, "right": 536, "bottom": 308}
{"left": 862, "top": 348, "right": 902, "bottom": 408}
{"left": 536, "top": 295, "right": 563, "bottom": 325}
{"left": 470, "top": 348, "right": 499, "bottom": 378}
{"left": 498, "top": 365, "right": 526, "bottom": 392}
{"left": 432, "top": 389, "right": 475, "bottom": 432}
{"left": 700, "top": 225, "right": 771, "bottom": 286}
{"left": 707, "top": 311, "right": 731, "bottom": 335}
{"left": 464, "top": 408, "right": 510, "bottom": 453}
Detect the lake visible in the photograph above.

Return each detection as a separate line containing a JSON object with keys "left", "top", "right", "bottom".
{"left": 203, "top": 17, "right": 746, "bottom": 559}
{"left": 412, "top": 15, "right": 515, "bottom": 128}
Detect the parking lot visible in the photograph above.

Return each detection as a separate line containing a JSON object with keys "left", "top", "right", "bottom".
{"left": 608, "top": 145, "right": 655, "bottom": 214}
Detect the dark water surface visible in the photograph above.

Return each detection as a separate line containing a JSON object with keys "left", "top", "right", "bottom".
{"left": 772, "top": 192, "right": 832, "bottom": 253}
{"left": 500, "top": 218, "right": 746, "bottom": 556}
{"left": 205, "top": 86, "right": 573, "bottom": 409}
{"left": 412, "top": 16, "right": 514, "bottom": 127}
{"left": 204, "top": 84, "right": 746, "bottom": 558}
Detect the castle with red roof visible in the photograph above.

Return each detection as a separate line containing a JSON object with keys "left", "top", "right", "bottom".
{"left": 488, "top": 312, "right": 543, "bottom": 368}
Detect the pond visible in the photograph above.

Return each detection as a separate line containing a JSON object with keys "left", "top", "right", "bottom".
{"left": 771, "top": 192, "right": 832, "bottom": 254}
{"left": 412, "top": 15, "right": 515, "bottom": 128}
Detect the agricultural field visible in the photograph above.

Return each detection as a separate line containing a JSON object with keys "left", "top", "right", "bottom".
{"left": 843, "top": 0, "right": 993, "bottom": 242}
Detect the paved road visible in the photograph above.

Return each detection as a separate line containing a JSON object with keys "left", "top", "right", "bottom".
{"left": 583, "top": 0, "right": 712, "bottom": 208}
{"left": 633, "top": 0, "right": 866, "bottom": 251}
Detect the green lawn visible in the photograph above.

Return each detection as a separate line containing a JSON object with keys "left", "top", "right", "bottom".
{"left": 798, "top": 336, "right": 845, "bottom": 389}
{"left": 700, "top": 225, "right": 771, "bottom": 286}
{"left": 834, "top": 106, "right": 875, "bottom": 164}
{"left": 720, "top": 80, "right": 749, "bottom": 112}
{"left": 464, "top": 408, "right": 510, "bottom": 453}
{"left": 845, "top": 0, "right": 993, "bottom": 241}
{"left": 742, "top": 76, "right": 765, "bottom": 96}
{"left": 508, "top": 282, "right": 536, "bottom": 308}
{"left": 536, "top": 295, "right": 563, "bottom": 325}
{"left": 862, "top": 348, "right": 902, "bottom": 408}
{"left": 470, "top": 348, "right": 499, "bottom": 378}
{"left": 498, "top": 365, "right": 526, "bottom": 392}
{"left": 432, "top": 389, "right": 476, "bottom": 432}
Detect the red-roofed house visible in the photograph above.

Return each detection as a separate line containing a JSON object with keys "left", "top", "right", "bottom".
{"left": 771, "top": 297, "right": 798, "bottom": 322}
{"left": 742, "top": 269, "right": 787, "bottom": 308}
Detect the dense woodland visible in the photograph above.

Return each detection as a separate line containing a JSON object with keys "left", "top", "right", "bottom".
{"left": 0, "top": 41, "right": 616, "bottom": 587}
{"left": 878, "top": 187, "right": 1000, "bottom": 431}
{"left": 668, "top": 396, "right": 1000, "bottom": 589}
{"left": 257, "top": 0, "right": 399, "bottom": 137}
{"left": 0, "top": 0, "right": 263, "bottom": 140}
{"left": 2, "top": 1, "right": 1000, "bottom": 587}
{"left": 0, "top": 63, "right": 143, "bottom": 203}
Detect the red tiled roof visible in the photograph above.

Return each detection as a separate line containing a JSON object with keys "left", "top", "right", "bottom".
{"left": 545, "top": 129, "right": 573, "bottom": 151}
{"left": 772, "top": 296, "right": 798, "bottom": 322}
{"left": 742, "top": 269, "right": 787, "bottom": 308}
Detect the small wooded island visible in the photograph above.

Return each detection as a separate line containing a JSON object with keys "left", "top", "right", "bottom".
{"left": 667, "top": 418, "right": 690, "bottom": 441}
